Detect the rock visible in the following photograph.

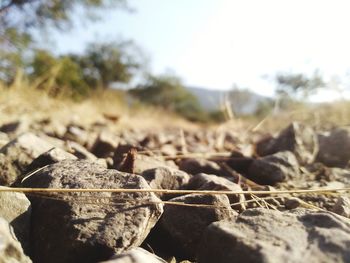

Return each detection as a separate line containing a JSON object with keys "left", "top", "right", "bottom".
{"left": 225, "top": 157, "right": 254, "bottom": 175}
{"left": 179, "top": 158, "right": 223, "bottom": 176}
{"left": 285, "top": 197, "right": 302, "bottom": 209}
{"left": 38, "top": 119, "right": 67, "bottom": 138}
{"left": 0, "top": 186, "right": 31, "bottom": 253}
{"left": 65, "top": 140, "right": 98, "bottom": 160}
{"left": 185, "top": 173, "right": 245, "bottom": 210}
{"left": 198, "top": 208, "right": 350, "bottom": 263}
{"left": 256, "top": 122, "right": 318, "bottom": 164}
{"left": 0, "top": 132, "right": 9, "bottom": 148}
{"left": 0, "top": 133, "right": 54, "bottom": 185}
{"left": 0, "top": 120, "right": 29, "bottom": 135}
{"left": 317, "top": 127, "right": 350, "bottom": 167}
{"left": 25, "top": 147, "right": 77, "bottom": 173}
{"left": 247, "top": 151, "right": 300, "bottom": 185}
{"left": 142, "top": 167, "right": 190, "bottom": 199}
{"left": 160, "top": 194, "right": 236, "bottom": 259}
{"left": 0, "top": 217, "right": 31, "bottom": 263}
{"left": 22, "top": 160, "right": 163, "bottom": 263}
{"left": 100, "top": 248, "right": 166, "bottom": 263}
{"left": 63, "top": 125, "right": 89, "bottom": 146}
{"left": 91, "top": 130, "right": 119, "bottom": 158}
{"left": 160, "top": 144, "right": 178, "bottom": 156}
{"left": 332, "top": 196, "right": 350, "bottom": 218}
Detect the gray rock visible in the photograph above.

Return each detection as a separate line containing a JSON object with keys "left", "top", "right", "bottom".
{"left": 161, "top": 194, "right": 236, "bottom": 259}
{"left": 256, "top": 122, "right": 318, "bottom": 164}
{"left": 159, "top": 144, "right": 177, "bottom": 156}
{"left": 142, "top": 167, "right": 190, "bottom": 199}
{"left": 0, "top": 133, "right": 54, "bottom": 185}
{"left": 91, "top": 130, "right": 119, "bottom": 158}
{"left": 0, "top": 217, "right": 31, "bottom": 263}
{"left": 0, "top": 120, "right": 29, "bottom": 135}
{"left": 22, "top": 160, "right": 163, "bottom": 263}
{"left": 198, "top": 208, "right": 350, "bottom": 263}
{"left": 0, "top": 187, "right": 31, "bottom": 253}
{"left": 25, "top": 147, "right": 77, "bottom": 173}
{"left": 317, "top": 128, "right": 350, "bottom": 167}
{"left": 100, "top": 248, "right": 166, "bottom": 263}
{"left": 0, "top": 132, "right": 9, "bottom": 148}
{"left": 63, "top": 125, "right": 89, "bottom": 146}
{"left": 332, "top": 197, "right": 350, "bottom": 218}
{"left": 186, "top": 173, "right": 245, "bottom": 210}
{"left": 65, "top": 140, "right": 98, "bottom": 160}
{"left": 247, "top": 151, "right": 300, "bottom": 185}
{"left": 179, "top": 158, "right": 223, "bottom": 176}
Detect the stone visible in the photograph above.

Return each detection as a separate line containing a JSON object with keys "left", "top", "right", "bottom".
{"left": 255, "top": 122, "right": 318, "bottom": 164}
{"left": 22, "top": 160, "right": 163, "bottom": 263}
{"left": 185, "top": 173, "right": 245, "bottom": 210}
{"left": 317, "top": 128, "right": 350, "bottom": 167}
{"left": 63, "top": 125, "right": 89, "bottom": 146}
{"left": 0, "top": 133, "right": 54, "bottom": 185}
{"left": 160, "top": 144, "right": 177, "bottom": 156}
{"left": 198, "top": 208, "right": 350, "bottom": 263}
{"left": 160, "top": 194, "right": 236, "bottom": 259}
{"left": 65, "top": 141, "right": 98, "bottom": 160}
{"left": 91, "top": 130, "right": 119, "bottom": 158}
{"left": 225, "top": 157, "right": 254, "bottom": 175}
{"left": 0, "top": 187, "right": 31, "bottom": 253}
{"left": 247, "top": 151, "right": 300, "bottom": 185}
{"left": 25, "top": 147, "right": 77, "bottom": 173}
{"left": 0, "top": 120, "right": 29, "bottom": 135}
{"left": 332, "top": 196, "right": 350, "bottom": 218}
{"left": 178, "top": 158, "right": 223, "bottom": 176}
{"left": 0, "top": 132, "right": 9, "bottom": 148}
{"left": 0, "top": 217, "right": 31, "bottom": 263}
{"left": 285, "top": 197, "right": 302, "bottom": 209}
{"left": 142, "top": 167, "right": 190, "bottom": 199}
{"left": 100, "top": 248, "right": 166, "bottom": 263}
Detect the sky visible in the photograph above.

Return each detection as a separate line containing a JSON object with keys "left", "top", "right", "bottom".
{"left": 48, "top": 0, "right": 350, "bottom": 101}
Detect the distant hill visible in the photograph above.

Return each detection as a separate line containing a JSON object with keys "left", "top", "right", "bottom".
{"left": 187, "top": 86, "right": 272, "bottom": 115}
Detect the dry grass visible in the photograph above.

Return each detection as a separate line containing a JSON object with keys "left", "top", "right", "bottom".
{"left": 0, "top": 74, "right": 196, "bottom": 131}
{"left": 237, "top": 101, "right": 350, "bottom": 134}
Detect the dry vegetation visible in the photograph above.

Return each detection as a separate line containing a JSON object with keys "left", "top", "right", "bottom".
{"left": 0, "top": 74, "right": 196, "bottom": 131}
{"left": 2, "top": 73, "right": 350, "bottom": 136}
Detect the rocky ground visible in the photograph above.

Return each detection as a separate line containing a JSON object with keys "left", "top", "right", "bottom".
{"left": 1, "top": 116, "right": 350, "bottom": 263}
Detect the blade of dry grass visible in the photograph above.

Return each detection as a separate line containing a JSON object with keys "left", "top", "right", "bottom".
{"left": 2, "top": 187, "right": 350, "bottom": 195}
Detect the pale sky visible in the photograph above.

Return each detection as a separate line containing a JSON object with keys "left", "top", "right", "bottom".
{"left": 49, "top": 0, "right": 350, "bottom": 101}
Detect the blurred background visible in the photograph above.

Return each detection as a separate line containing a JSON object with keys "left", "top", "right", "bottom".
{"left": 1, "top": 0, "right": 350, "bottom": 127}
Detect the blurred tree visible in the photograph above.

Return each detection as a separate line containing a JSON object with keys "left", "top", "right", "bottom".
{"left": 0, "top": 0, "right": 128, "bottom": 82}
{"left": 275, "top": 70, "right": 325, "bottom": 98}
{"left": 70, "top": 41, "right": 140, "bottom": 88}
{"left": 228, "top": 84, "right": 255, "bottom": 116}
{"left": 30, "top": 49, "right": 90, "bottom": 99}
{"left": 129, "top": 74, "right": 208, "bottom": 122}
